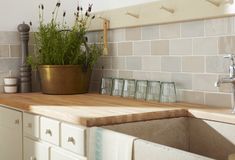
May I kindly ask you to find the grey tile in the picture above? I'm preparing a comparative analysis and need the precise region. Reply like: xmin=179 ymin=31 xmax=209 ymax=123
xmin=142 ymin=57 xmax=161 ymax=71
xmin=112 ymin=57 xmax=125 ymax=70
xmin=141 ymin=25 xmax=159 ymax=40
xmin=161 ymin=56 xmax=181 ymax=72
xmin=192 ymin=74 xmax=218 ymax=92
xmin=134 ymin=41 xmax=151 ymax=56
xmin=172 ymin=73 xmax=192 ymax=89
xmin=126 ymin=57 xmax=142 ymax=70
xmin=181 ymin=20 xmax=204 ymax=37
xmin=205 ymin=92 xmax=232 ymax=108
xmin=160 ymin=23 xmax=180 ymax=39
xmin=206 ymin=56 xmax=230 ymax=73
xmin=193 ymin=37 xmax=218 ymax=55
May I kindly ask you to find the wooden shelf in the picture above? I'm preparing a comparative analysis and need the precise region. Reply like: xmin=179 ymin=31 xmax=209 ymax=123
xmin=89 ymin=0 xmax=235 ymax=31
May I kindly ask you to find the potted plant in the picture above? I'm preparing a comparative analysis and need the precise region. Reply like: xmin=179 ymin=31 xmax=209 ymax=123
xmin=28 ymin=2 xmax=102 ymax=95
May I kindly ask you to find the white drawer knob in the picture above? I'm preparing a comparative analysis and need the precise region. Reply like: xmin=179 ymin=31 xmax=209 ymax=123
xmin=27 ymin=123 xmax=32 ymax=128
xmin=15 ymin=119 xmax=20 ymax=124
xmin=67 ymin=137 xmax=76 ymax=145
xmin=45 ymin=129 xmax=52 ymax=136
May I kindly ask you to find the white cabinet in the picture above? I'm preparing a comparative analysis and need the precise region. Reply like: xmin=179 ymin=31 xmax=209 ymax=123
xmin=23 ymin=113 xmax=40 ymax=138
xmin=24 ymin=138 xmax=49 ymax=160
xmin=0 ymin=106 xmax=22 ymax=160
xmin=50 ymin=147 xmax=87 ymax=160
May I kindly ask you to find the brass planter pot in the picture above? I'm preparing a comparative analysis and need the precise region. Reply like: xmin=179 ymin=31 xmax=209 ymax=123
xmin=38 ymin=65 xmax=91 ymax=95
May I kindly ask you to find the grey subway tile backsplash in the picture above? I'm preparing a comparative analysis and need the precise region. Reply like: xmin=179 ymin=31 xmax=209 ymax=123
xmin=181 ymin=20 xmax=204 ymax=38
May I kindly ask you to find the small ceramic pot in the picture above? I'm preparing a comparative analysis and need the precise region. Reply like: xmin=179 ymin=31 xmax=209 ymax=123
xmin=4 ymin=77 xmax=18 ymax=86
xmin=4 ymin=85 xmax=17 ymax=93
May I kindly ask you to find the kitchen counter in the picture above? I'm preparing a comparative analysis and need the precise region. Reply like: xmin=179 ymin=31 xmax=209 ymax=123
xmin=0 ymin=93 xmax=233 ymax=126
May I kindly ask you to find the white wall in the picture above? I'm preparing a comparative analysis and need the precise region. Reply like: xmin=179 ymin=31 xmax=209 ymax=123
xmin=0 ymin=0 xmax=159 ymax=31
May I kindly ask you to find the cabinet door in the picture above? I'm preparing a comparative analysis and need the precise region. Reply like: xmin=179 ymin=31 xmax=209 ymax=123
xmin=0 ymin=106 xmax=22 ymax=160
xmin=24 ymin=138 xmax=49 ymax=160
xmin=50 ymin=148 xmax=87 ymax=160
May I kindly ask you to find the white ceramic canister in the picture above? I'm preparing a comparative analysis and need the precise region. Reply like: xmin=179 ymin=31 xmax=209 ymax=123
xmin=3 ymin=77 xmax=18 ymax=86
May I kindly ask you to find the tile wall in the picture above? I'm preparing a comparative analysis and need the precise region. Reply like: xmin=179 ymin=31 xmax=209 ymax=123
xmin=0 ymin=32 xmax=38 ymax=92
xmin=89 ymin=16 xmax=235 ymax=108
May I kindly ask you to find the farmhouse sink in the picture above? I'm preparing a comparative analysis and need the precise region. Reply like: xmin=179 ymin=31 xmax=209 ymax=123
xmin=103 ymin=117 xmax=235 ymax=160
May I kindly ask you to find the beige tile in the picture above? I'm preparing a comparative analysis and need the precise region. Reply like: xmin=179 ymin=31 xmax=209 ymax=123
xmin=126 ymin=57 xmax=142 ymax=70
xmin=112 ymin=57 xmax=125 ymax=70
xmin=205 ymin=92 xmax=232 ymax=108
xmin=171 ymin=73 xmax=192 ymax=89
xmin=119 ymin=71 xmax=133 ymax=79
xmin=142 ymin=57 xmax=161 ymax=71
xmin=181 ymin=20 xmax=204 ymax=37
xmin=0 ymin=31 xmax=20 ymax=44
xmin=108 ymin=29 xmax=125 ymax=42
xmin=133 ymin=41 xmax=151 ymax=56
xmin=125 ymin=27 xmax=141 ymax=41
xmin=180 ymin=90 xmax=204 ymax=104
xmin=192 ymin=74 xmax=218 ymax=92
xmin=206 ymin=56 xmax=230 ymax=73
xmin=193 ymin=37 xmax=218 ymax=55
xmin=118 ymin=42 xmax=133 ymax=56
xmin=218 ymin=36 xmax=235 ymax=54
xmin=160 ymin=23 xmax=180 ymax=39
xmin=141 ymin=25 xmax=159 ymax=40
xmin=182 ymin=56 xmax=205 ymax=73
xmin=0 ymin=45 xmax=9 ymax=57
xmin=205 ymin=17 xmax=232 ymax=36
xmin=151 ymin=40 xmax=169 ymax=55
xmin=10 ymin=45 xmax=20 ymax=57
xmin=108 ymin=43 xmax=118 ymax=56
xmin=0 ymin=58 xmax=20 ymax=72
xmin=151 ymin=72 xmax=172 ymax=82
xmin=218 ymin=74 xmax=233 ymax=93
xmin=161 ymin=56 xmax=181 ymax=72
xmin=170 ymin=39 xmax=192 ymax=55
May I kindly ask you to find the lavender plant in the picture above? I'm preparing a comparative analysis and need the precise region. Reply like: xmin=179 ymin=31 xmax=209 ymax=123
xmin=28 ymin=1 xmax=102 ymax=69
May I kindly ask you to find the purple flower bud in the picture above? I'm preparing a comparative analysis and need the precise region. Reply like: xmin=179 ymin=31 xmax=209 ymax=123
xmin=80 ymin=7 xmax=83 ymax=11
xmin=85 ymin=11 xmax=89 ymax=17
xmin=63 ymin=11 xmax=66 ymax=17
xmin=91 ymin=15 xmax=95 ymax=19
xmin=56 ymin=1 xmax=61 ymax=7
xmin=88 ymin=4 xmax=93 ymax=12
xmin=41 ymin=4 xmax=44 ymax=10
xmin=38 ymin=5 xmax=41 ymax=9
xmin=29 ymin=21 xmax=32 ymax=26
xmin=77 ymin=6 xmax=80 ymax=11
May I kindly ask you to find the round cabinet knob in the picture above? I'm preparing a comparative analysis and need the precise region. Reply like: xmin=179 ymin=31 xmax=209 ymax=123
xmin=45 ymin=129 xmax=52 ymax=136
xmin=15 ymin=119 xmax=20 ymax=124
xmin=67 ymin=137 xmax=76 ymax=145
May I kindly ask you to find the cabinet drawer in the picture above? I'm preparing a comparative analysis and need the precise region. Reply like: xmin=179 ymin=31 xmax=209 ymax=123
xmin=23 ymin=113 xmax=40 ymax=138
xmin=50 ymin=147 xmax=87 ymax=160
xmin=0 ymin=106 xmax=22 ymax=130
xmin=61 ymin=123 xmax=86 ymax=156
xmin=40 ymin=117 xmax=60 ymax=146
xmin=24 ymin=138 xmax=49 ymax=160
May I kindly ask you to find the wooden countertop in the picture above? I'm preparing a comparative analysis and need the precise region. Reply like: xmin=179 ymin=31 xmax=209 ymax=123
xmin=0 ymin=93 xmax=234 ymax=126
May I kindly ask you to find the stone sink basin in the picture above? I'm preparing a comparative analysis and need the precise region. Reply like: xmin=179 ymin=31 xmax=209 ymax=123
xmin=103 ymin=117 xmax=235 ymax=160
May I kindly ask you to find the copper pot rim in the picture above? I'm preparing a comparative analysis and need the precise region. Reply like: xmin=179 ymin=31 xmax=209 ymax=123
xmin=38 ymin=65 xmax=84 ymax=68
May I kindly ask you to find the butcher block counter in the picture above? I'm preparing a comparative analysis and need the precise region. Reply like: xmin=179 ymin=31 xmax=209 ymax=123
xmin=0 ymin=93 xmax=233 ymax=126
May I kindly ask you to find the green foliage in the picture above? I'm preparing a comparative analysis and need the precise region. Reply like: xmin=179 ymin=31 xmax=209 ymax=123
xmin=28 ymin=2 xmax=102 ymax=69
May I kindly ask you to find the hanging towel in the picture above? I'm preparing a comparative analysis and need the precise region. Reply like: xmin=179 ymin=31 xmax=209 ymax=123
xmin=88 ymin=127 xmax=137 ymax=160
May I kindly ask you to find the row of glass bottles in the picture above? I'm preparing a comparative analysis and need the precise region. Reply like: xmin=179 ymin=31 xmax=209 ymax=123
xmin=100 ymin=77 xmax=177 ymax=103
